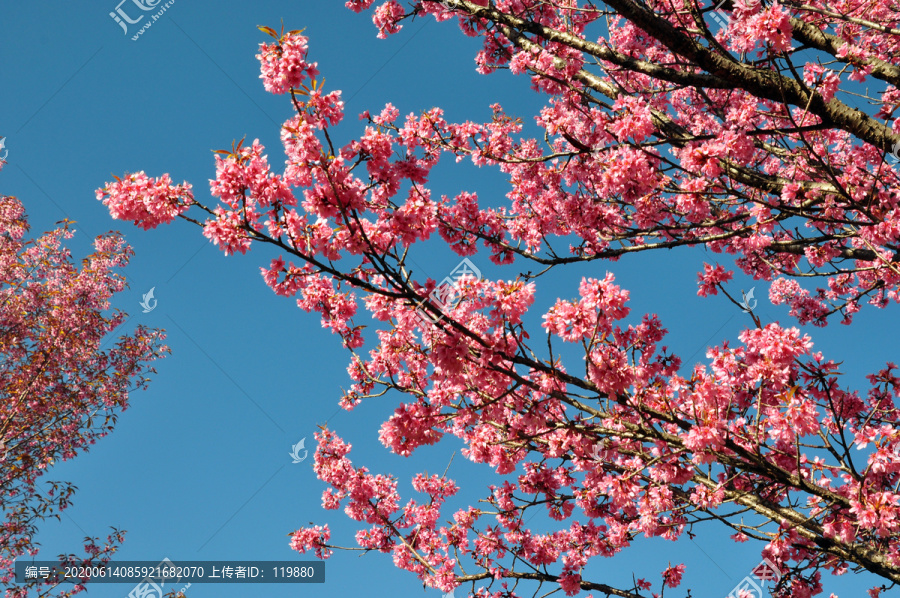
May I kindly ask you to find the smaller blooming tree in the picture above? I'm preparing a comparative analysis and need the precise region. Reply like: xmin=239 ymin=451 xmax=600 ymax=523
xmin=0 ymin=192 xmax=168 ymax=598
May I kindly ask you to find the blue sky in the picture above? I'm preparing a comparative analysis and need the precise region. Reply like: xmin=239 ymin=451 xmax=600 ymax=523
xmin=0 ymin=2 xmax=894 ymax=597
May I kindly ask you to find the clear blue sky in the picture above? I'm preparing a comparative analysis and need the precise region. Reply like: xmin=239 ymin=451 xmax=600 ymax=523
xmin=0 ymin=2 xmax=893 ymax=597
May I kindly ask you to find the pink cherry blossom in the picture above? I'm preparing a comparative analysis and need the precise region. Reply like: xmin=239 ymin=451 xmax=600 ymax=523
xmin=96 ymin=171 xmax=193 ymax=230
xmin=256 ymin=30 xmax=319 ymax=94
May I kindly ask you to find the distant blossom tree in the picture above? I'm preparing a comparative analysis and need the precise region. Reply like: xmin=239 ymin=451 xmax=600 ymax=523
xmin=0 ymin=188 xmax=168 ymax=598
xmin=98 ymin=1 xmax=900 ymax=596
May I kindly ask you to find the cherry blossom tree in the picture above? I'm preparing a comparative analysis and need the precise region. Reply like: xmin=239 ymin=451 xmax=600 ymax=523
xmin=0 ymin=192 xmax=168 ymax=598
xmin=98 ymin=2 xmax=900 ymax=596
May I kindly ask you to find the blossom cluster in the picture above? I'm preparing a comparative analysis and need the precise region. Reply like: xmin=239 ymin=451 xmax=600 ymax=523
xmin=95 ymin=8 xmax=900 ymax=597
